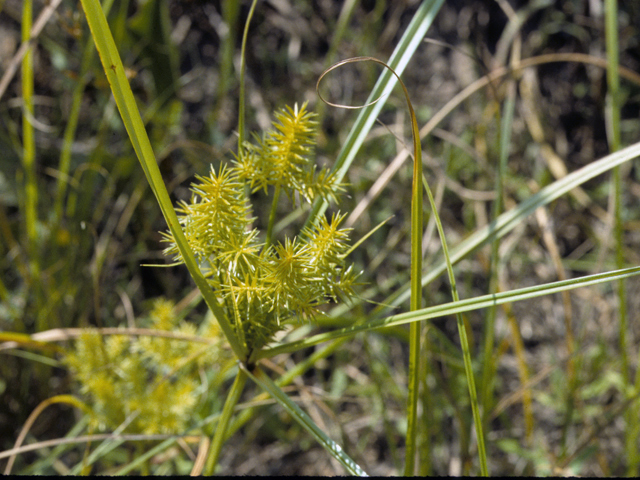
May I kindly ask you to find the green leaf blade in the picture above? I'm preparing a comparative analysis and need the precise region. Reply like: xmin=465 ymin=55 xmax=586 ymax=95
xmin=247 ymin=366 xmax=368 ymax=477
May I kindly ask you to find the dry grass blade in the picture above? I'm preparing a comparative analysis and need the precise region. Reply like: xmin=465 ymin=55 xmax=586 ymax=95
xmin=0 ymin=328 xmax=216 ymax=352
xmin=3 ymin=395 xmax=89 ymax=474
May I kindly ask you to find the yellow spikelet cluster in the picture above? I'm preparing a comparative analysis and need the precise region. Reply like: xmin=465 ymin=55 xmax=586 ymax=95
xmin=64 ymin=299 xmax=228 ymax=434
xmin=162 ymin=103 xmax=358 ymax=352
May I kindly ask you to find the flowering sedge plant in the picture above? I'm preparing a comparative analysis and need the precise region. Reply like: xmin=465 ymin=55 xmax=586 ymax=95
xmin=64 ymin=299 xmax=228 ymax=435
xmin=162 ymin=103 xmax=359 ymax=355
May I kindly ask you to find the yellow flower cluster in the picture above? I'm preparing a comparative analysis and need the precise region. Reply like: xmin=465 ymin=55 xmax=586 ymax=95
xmin=64 ymin=299 xmax=227 ymax=434
xmin=163 ymin=103 xmax=358 ymax=352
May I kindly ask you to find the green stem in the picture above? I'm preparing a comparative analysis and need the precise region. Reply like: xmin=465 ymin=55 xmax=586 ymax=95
xmin=404 ymin=322 xmax=421 ymax=475
xmin=21 ymin=0 xmax=39 ymax=291
xmin=211 ymin=0 xmax=240 ymax=123
xmin=422 ymin=175 xmax=488 ymax=476
xmin=265 ymin=185 xmax=281 ymax=249
xmin=247 ymin=365 xmax=367 ymax=476
xmin=203 ymin=368 xmax=247 ymax=475
xmin=604 ymin=0 xmax=633 ymax=474
xmin=404 ymin=81 xmax=423 ymax=478
xmin=237 ymin=0 xmax=258 ymax=151
xmin=239 ymin=337 xmax=349 ymax=438
xmin=481 ymin=81 xmax=515 ymax=429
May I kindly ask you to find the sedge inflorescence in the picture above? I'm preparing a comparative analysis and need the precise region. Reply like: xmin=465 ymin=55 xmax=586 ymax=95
xmin=64 ymin=299 xmax=228 ymax=434
xmin=163 ymin=103 xmax=359 ymax=352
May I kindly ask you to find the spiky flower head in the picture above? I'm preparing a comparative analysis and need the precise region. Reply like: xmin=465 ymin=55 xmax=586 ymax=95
xmin=64 ymin=299 xmax=228 ymax=434
xmin=163 ymin=103 xmax=359 ymax=352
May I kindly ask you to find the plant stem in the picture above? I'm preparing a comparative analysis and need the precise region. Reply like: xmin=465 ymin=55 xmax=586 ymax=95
xmin=78 ymin=0 xmax=247 ymax=360
xmin=265 ymin=185 xmax=281 ymax=249
xmin=237 ymin=0 xmax=258 ymax=151
xmin=203 ymin=368 xmax=247 ymax=475
xmin=21 ymin=0 xmax=40 ymax=318
xmin=604 ymin=0 xmax=633 ymax=474
xmin=404 ymin=81 xmax=423 ymax=478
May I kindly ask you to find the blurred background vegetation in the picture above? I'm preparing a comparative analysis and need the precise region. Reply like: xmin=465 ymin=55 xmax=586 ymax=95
xmin=1 ymin=0 xmax=640 ymax=475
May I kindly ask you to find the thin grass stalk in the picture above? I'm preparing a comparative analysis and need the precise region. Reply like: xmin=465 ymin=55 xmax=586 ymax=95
xmin=481 ymin=81 xmax=515 ymax=430
xmin=232 ymin=336 xmax=349 ymax=441
xmin=604 ymin=0 xmax=633 ymax=474
xmin=21 ymin=0 xmax=39 ymax=296
xmin=314 ymin=53 xmax=426 ymax=473
xmin=211 ymin=0 xmax=240 ymax=121
xmin=203 ymin=369 xmax=247 ymax=475
xmin=419 ymin=328 xmax=433 ymax=476
xmin=237 ymin=0 xmax=258 ymax=151
xmin=420 ymin=172 xmax=488 ymax=475
xmin=405 ymin=82 xmax=423 ymax=478
xmin=77 ymin=0 xmax=245 ymax=360
xmin=315 ymin=55 xmax=427 ymax=475
xmin=305 ymin=0 xmax=445 ymax=230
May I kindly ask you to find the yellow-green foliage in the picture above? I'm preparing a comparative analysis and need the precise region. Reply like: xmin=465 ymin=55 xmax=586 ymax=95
xmin=64 ymin=299 xmax=227 ymax=434
xmin=163 ymin=103 xmax=358 ymax=353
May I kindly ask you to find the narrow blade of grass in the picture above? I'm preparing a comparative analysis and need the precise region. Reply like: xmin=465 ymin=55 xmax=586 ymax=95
xmin=385 ymin=140 xmax=640 ymax=311
xmin=245 ymin=365 xmax=368 ymax=476
xmin=257 ymin=265 xmax=640 ymax=359
xmin=305 ymin=0 xmax=445 ymax=229
xmin=21 ymin=0 xmax=39 ymax=302
xmin=604 ymin=0 xmax=634 ymax=474
xmin=77 ymin=0 xmax=245 ymax=360
xmin=203 ymin=369 xmax=247 ymax=475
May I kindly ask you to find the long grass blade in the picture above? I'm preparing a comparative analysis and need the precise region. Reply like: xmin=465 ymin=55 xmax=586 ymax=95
xmin=257 ymin=265 xmax=640 ymax=359
xmin=237 ymin=0 xmax=258 ymax=150
xmin=604 ymin=0 xmax=634 ymax=474
xmin=245 ymin=365 xmax=368 ymax=476
xmin=317 ymin=54 xmax=427 ymax=474
xmin=21 ymin=0 xmax=39 ymax=296
xmin=203 ymin=369 xmax=247 ymax=475
xmin=386 ymin=140 xmax=640 ymax=311
xmin=77 ymin=0 xmax=245 ymax=360
xmin=304 ymin=0 xmax=444 ymax=229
